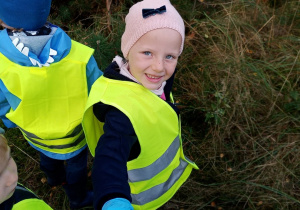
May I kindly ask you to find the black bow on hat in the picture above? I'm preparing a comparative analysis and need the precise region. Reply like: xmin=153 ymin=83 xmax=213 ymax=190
xmin=142 ymin=5 xmax=166 ymax=18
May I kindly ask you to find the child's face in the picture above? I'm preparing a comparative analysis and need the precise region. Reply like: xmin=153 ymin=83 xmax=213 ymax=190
xmin=0 ymin=140 xmax=18 ymax=204
xmin=127 ymin=28 xmax=182 ymax=90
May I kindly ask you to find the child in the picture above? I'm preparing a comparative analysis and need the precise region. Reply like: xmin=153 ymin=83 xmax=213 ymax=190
xmin=82 ymin=0 xmax=199 ymax=209
xmin=0 ymin=134 xmax=53 ymax=209
xmin=0 ymin=0 xmax=102 ymax=208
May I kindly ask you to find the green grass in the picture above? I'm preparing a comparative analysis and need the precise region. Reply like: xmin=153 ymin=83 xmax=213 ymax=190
xmin=1 ymin=0 xmax=300 ymax=209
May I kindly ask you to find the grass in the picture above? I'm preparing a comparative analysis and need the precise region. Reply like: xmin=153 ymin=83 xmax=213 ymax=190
xmin=1 ymin=0 xmax=300 ymax=209
xmin=172 ymin=0 xmax=300 ymax=209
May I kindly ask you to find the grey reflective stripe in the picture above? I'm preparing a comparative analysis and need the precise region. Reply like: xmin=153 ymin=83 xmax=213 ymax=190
xmin=131 ymin=159 xmax=188 ymax=205
xmin=64 ymin=124 xmax=83 ymax=138
xmin=25 ymin=132 xmax=85 ymax=149
xmin=128 ymin=136 xmax=180 ymax=183
xmin=19 ymin=127 xmax=41 ymax=139
xmin=19 ymin=124 xmax=82 ymax=140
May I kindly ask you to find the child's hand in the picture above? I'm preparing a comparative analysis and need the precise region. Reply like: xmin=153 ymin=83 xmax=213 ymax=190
xmin=102 ymin=198 xmax=133 ymax=210
xmin=12 ymin=38 xmax=57 ymax=68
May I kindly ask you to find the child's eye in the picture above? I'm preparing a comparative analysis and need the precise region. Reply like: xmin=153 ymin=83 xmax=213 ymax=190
xmin=166 ymin=55 xmax=175 ymax=60
xmin=143 ymin=51 xmax=152 ymax=56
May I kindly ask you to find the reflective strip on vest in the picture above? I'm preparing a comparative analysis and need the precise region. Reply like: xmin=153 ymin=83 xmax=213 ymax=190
xmin=19 ymin=124 xmax=85 ymax=149
xmin=128 ymin=136 xmax=180 ymax=183
xmin=131 ymin=158 xmax=188 ymax=205
xmin=21 ymin=130 xmax=85 ymax=149
xmin=19 ymin=124 xmax=82 ymax=140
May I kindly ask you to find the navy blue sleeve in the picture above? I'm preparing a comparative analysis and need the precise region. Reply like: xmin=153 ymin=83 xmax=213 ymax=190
xmin=92 ymin=107 xmax=136 ymax=209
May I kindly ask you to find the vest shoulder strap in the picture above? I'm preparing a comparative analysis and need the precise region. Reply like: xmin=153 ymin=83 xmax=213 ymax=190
xmin=66 ymin=40 xmax=94 ymax=64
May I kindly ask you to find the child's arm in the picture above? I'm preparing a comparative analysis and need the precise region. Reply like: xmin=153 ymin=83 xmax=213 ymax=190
xmin=92 ymin=105 xmax=136 ymax=209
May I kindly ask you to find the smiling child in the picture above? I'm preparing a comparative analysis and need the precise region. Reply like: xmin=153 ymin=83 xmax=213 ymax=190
xmin=82 ymin=0 xmax=199 ymax=209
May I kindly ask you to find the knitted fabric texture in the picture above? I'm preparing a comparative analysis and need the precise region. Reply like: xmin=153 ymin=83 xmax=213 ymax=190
xmin=0 ymin=0 xmax=52 ymax=31
xmin=121 ymin=0 xmax=185 ymax=58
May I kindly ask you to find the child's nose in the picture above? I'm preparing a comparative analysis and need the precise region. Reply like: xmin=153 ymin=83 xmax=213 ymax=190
xmin=152 ymin=58 xmax=164 ymax=72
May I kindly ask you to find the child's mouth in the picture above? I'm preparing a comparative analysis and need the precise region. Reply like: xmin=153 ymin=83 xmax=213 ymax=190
xmin=146 ymin=73 xmax=163 ymax=82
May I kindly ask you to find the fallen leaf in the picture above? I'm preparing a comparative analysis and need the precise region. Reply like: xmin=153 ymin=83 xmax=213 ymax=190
xmin=41 ymin=177 xmax=47 ymax=184
xmin=186 ymin=31 xmax=195 ymax=40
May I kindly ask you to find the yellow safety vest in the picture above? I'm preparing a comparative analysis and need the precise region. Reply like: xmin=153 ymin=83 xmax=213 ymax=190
xmin=13 ymin=200 xmax=52 ymax=210
xmin=83 ymin=76 xmax=198 ymax=210
xmin=0 ymin=41 xmax=94 ymax=154
xmin=11 ymin=184 xmax=53 ymax=210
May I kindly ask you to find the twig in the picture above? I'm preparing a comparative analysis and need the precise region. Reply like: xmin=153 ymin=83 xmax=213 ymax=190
xmin=106 ymin=0 xmax=113 ymax=33
xmin=244 ymin=15 xmax=275 ymax=47
xmin=9 ymin=142 xmax=39 ymax=164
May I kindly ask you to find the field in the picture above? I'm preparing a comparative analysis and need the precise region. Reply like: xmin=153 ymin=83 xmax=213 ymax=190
xmin=1 ymin=0 xmax=299 ymax=209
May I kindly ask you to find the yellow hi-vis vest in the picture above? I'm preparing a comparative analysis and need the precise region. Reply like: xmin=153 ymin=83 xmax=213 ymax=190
xmin=11 ymin=184 xmax=53 ymax=210
xmin=82 ymin=76 xmax=199 ymax=210
xmin=0 ymin=40 xmax=94 ymax=154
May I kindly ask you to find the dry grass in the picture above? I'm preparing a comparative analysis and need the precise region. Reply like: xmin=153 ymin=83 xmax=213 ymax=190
xmin=172 ymin=0 xmax=300 ymax=209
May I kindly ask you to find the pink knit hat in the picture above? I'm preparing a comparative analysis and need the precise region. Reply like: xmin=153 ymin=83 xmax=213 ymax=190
xmin=121 ymin=0 xmax=185 ymax=58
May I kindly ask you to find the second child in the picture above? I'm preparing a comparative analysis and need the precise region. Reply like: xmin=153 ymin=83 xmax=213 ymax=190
xmin=0 ymin=0 xmax=102 ymax=208
xmin=83 ymin=0 xmax=199 ymax=209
